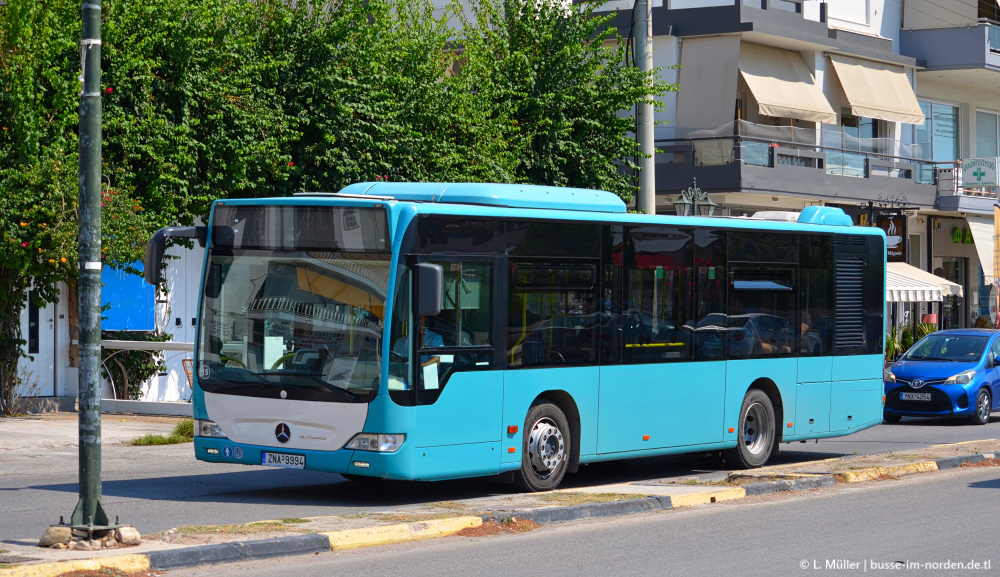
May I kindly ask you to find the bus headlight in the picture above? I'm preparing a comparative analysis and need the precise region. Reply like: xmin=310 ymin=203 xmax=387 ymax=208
xmin=346 ymin=433 xmax=405 ymax=453
xmin=195 ymin=419 xmax=228 ymax=439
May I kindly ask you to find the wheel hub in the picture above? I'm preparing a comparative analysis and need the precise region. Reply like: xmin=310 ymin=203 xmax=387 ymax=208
xmin=527 ymin=418 xmax=565 ymax=475
xmin=742 ymin=402 xmax=769 ymax=455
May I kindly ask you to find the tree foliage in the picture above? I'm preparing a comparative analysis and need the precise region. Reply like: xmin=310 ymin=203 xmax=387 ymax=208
xmin=0 ymin=0 xmax=672 ymax=410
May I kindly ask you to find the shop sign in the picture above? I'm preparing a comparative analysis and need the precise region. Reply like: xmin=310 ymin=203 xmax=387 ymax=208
xmin=962 ymin=157 xmax=1000 ymax=187
xmin=951 ymin=227 xmax=974 ymax=244
xmin=876 ymin=214 xmax=906 ymax=262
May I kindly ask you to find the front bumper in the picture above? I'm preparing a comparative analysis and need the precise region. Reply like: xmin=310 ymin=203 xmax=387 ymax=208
xmin=883 ymin=383 xmax=973 ymax=417
xmin=193 ymin=437 xmax=412 ymax=480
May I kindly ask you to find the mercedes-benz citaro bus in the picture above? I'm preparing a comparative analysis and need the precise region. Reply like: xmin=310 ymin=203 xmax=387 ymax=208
xmin=144 ymin=182 xmax=886 ymax=491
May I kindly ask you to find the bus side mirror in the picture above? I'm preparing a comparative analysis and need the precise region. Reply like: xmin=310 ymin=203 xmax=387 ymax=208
xmin=144 ymin=226 xmax=205 ymax=285
xmin=415 ymin=263 xmax=444 ymax=317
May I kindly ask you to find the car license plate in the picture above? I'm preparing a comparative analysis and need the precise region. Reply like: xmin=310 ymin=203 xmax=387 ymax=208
xmin=901 ymin=392 xmax=931 ymax=401
xmin=261 ymin=451 xmax=305 ymax=469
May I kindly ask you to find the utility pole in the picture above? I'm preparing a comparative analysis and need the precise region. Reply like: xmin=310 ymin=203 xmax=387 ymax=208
xmin=72 ymin=0 xmax=109 ymax=531
xmin=635 ymin=0 xmax=656 ymax=215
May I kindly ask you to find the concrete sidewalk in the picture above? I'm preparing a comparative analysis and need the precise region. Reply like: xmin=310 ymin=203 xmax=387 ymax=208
xmin=1 ymin=414 xmax=997 ymax=577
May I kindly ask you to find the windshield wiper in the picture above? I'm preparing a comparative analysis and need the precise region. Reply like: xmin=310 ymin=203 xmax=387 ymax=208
xmin=265 ymin=371 xmax=360 ymax=401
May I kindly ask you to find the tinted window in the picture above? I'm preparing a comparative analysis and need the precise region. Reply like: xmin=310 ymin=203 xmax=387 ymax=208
xmin=727 ymin=268 xmax=797 ymax=358
xmin=507 ymin=221 xmax=601 ymax=258
xmin=729 ymin=231 xmax=797 ymax=264
xmin=693 ymin=229 xmax=727 ymax=360
xmin=213 ymin=204 xmax=389 ymax=252
xmin=618 ymin=226 xmax=694 ymax=364
xmin=800 ymin=234 xmax=833 ymax=356
xmin=507 ymin=261 xmax=602 ymax=367
xmin=417 ymin=217 xmax=503 ymax=253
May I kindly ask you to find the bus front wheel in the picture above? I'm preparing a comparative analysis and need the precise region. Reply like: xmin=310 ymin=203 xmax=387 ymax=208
xmin=513 ymin=402 xmax=570 ymax=492
xmin=723 ymin=389 xmax=775 ymax=469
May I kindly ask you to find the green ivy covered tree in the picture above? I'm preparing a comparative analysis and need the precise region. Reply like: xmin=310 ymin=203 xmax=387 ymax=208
xmin=0 ymin=0 xmax=671 ymax=410
xmin=454 ymin=0 xmax=672 ymax=202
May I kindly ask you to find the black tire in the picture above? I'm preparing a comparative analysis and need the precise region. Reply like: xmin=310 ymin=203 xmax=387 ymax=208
xmin=513 ymin=402 xmax=571 ymax=492
xmin=723 ymin=388 xmax=776 ymax=469
xmin=883 ymin=414 xmax=902 ymax=424
xmin=969 ymin=389 xmax=991 ymax=425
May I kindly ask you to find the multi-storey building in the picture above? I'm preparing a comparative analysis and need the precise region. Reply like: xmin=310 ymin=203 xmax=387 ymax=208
xmin=602 ymin=0 xmax=998 ymax=333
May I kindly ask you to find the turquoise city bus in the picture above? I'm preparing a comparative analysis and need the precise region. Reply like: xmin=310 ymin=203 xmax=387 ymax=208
xmin=144 ymin=182 xmax=886 ymax=491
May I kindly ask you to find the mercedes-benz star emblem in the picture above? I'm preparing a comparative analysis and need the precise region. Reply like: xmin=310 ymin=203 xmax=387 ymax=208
xmin=275 ymin=423 xmax=291 ymax=444
xmin=910 ymin=379 xmax=925 ymax=389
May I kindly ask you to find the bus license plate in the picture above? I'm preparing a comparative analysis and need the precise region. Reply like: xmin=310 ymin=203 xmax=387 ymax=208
xmin=901 ymin=392 xmax=931 ymax=401
xmin=261 ymin=451 xmax=305 ymax=469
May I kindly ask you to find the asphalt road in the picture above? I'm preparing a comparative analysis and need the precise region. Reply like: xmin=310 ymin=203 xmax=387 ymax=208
xmin=164 ymin=466 xmax=1000 ymax=577
xmin=1 ymin=414 xmax=998 ymax=544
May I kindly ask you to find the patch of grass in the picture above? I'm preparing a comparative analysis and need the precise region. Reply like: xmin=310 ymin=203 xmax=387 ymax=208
xmin=0 ymin=564 xmax=12 ymax=570
xmin=173 ymin=520 xmax=301 ymax=536
xmin=274 ymin=518 xmax=310 ymax=524
xmin=341 ymin=512 xmax=458 ymax=523
xmin=537 ymin=492 xmax=639 ymax=506
xmin=712 ymin=475 xmax=799 ymax=486
xmin=425 ymin=501 xmax=469 ymax=512
xmin=131 ymin=418 xmax=194 ymax=446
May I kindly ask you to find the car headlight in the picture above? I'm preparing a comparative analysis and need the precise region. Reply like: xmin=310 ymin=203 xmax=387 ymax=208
xmin=944 ymin=369 xmax=977 ymax=385
xmin=883 ymin=368 xmax=896 ymax=383
xmin=345 ymin=433 xmax=405 ymax=453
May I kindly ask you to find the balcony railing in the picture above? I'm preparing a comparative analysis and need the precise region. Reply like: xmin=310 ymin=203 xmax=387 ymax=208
xmin=982 ymin=18 xmax=1000 ymax=52
xmin=658 ymin=120 xmax=954 ymax=186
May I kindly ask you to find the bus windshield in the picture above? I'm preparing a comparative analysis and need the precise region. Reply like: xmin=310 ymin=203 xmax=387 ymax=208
xmin=197 ymin=204 xmax=390 ymax=403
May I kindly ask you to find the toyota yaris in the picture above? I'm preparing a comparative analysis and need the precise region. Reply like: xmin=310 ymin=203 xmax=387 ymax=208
xmin=883 ymin=329 xmax=1000 ymax=425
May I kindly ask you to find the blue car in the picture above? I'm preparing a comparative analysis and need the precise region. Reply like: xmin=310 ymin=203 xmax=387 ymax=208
xmin=883 ymin=329 xmax=1000 ymax=425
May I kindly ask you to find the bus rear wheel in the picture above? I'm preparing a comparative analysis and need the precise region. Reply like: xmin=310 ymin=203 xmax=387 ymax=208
xmin=513 ymin=402 xmax=570 ymax=492
xmin=723 ymin=389 xmax=775 ymax=469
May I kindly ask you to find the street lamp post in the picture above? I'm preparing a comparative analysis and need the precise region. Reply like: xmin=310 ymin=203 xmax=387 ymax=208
xmin=672 ymin=178 xmax=716 ymax=217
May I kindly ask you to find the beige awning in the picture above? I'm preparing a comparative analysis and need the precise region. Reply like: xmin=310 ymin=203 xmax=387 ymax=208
xmin=966 ymin=215 xmax=995 ymax=285
xmin=827 ymin=54 xmax=925 ymax=124
xmin=886 ymin=262 xmax=963 ymax=302
xmin=738 ymin=43 xmax=837 ymax=124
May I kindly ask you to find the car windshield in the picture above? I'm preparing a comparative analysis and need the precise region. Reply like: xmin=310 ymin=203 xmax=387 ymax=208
xmin=904 ymin=334 xmax=988 ymax=362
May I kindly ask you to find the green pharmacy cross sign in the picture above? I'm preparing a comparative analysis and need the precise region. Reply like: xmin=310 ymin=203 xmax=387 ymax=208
xmin=962 ymin=158 xmax=1000 ymax=187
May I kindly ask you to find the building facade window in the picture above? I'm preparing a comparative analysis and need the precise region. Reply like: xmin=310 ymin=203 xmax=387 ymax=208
xmin=913 ymin=100 xmax=960 ymax=183
xmin=976 ymin=110 xmax=998 ymax=157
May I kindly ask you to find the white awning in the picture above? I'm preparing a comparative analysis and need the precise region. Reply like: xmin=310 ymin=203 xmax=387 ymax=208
xmin=739 ymin=43 xmax=837 ymax=124
xmin=886 ymin=262 xmax=963 ymax=302
xmin=827 ymin=54 xmax=925 ymax=124
xmin=965 ymin=215 xmax=995 ymax=285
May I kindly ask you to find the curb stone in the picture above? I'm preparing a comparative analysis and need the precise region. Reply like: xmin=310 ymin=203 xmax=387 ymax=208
xmin=484 ymin=496 xmax=671 ymax=525
xmin=147 ymin=534 xmax=331 ymax=570
xmin=832 ymin=452 xmax=996 ymax=483
xmin=935 ymin=452 xmax=994 ymax=470
xmin=741 ymin=475 xmax=838 ymax=495
xmin=2 ymin=452 xmax=996 ymax=576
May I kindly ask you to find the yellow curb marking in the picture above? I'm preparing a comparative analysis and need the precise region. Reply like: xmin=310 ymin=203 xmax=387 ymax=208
xmin=927 ymin=439 xmax=1000 ymax=448
xmin=0 ymin=554 xmax=149 ymax=577
xmin=668 ymin=487 xmax=745 ymax=508
xmin=320 ymin=515 xmax=482 ymax=550
xmin=837 ymin=461 xmax=939 ymax=483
